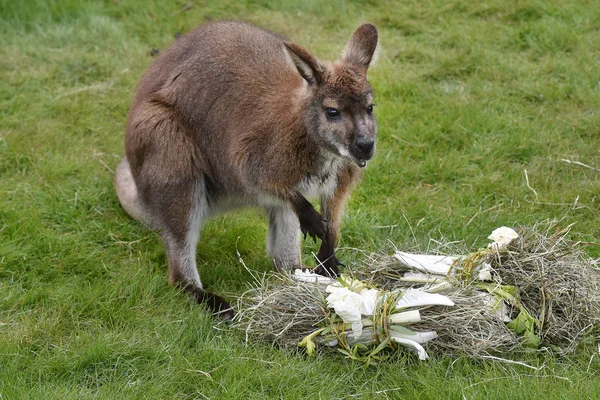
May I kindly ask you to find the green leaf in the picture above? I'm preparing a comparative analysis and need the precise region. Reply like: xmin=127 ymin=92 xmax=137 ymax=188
xmin=298 ymin=328 xmax=325 ymax=356
xmin=506 ymin=310 xmax=533 ymax=334
xmin=389 ymin=325 xmax=416 ymax=336
xmin=500 ymin=285 xmax=518 ymax=297
xmin=354 ymin=343 xmax=369 ymax=352
xmin=366 ymin=358 xmax=379 ymax=367
xmin=506 ymin=312 xmax=528 ymax=334
xmin=506 ymin=309 xmax=541 ymax=349
xmin=320 ymin=326 xmax=333 ymax=335
xmin=337 ymin=348 xmax=352 ymax=357
xmin=522 ymin=330 xmax=542 ymax=348
xmin=337 ymin=276 xmax=351 ymax=288
xmin=477 ymin=283 xmax=519 ymax=306
xmin=369 ymin=337 xmax=391 ymax=357
xmin=298 ymin=335 xmax=316 ymax=356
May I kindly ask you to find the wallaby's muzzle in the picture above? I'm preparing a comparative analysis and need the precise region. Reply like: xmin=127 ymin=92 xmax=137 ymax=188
xmin=351 ymin=136 xmax=376 ymax=167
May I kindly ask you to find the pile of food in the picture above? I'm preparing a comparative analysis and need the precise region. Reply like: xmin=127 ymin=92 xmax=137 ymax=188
xmin=234 ymin=223 xmax=600 ymax=362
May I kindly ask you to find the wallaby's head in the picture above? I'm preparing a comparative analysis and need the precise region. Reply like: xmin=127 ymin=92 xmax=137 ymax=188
xmin=285 ymin=24 xmax=379 ymax=168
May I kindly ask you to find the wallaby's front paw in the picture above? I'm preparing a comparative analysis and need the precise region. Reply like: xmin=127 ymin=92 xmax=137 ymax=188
xmin=298 ymin=209 xmax=327 ymax=243
xmin=291 ymin=193 xmax=327 ymax=243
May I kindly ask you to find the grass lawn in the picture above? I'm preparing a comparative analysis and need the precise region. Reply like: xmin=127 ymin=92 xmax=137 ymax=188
xmin=1 ymin=0 xmax=600 ymax=398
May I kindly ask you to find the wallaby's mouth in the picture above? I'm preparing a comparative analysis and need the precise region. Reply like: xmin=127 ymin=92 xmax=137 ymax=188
xmin=335 ymin=142 xmax=374 ymax=168
xmin=350 ymin=147 xmax=374 ymax=168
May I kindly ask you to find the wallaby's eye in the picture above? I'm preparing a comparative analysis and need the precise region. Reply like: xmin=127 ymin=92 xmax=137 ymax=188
xmin=367 ymin=104 xmax=375 ymax=114
xmin=325 ymin=108 xmax=340 ymax=119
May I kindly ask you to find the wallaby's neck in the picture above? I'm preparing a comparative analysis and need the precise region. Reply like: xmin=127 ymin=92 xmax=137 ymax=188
xmin=281 ymin=81 xmax=329 ymax=172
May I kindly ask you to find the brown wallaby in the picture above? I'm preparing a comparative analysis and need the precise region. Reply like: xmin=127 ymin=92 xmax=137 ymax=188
xmin=114 ymin=21 xmax=378 ymax=319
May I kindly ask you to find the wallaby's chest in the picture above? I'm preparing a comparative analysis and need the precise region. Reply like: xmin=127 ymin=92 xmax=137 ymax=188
xmin=297 ymin=155 xmax=344 ymax=199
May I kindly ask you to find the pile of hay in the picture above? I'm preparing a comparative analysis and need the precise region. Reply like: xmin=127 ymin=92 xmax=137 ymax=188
xmin=235 ymin=273 xmax=330 ymax=348
xmin=234 ymin=222 xmax=600 ymax=360
xmin=362 ymin=223 xmax=600 ymax=354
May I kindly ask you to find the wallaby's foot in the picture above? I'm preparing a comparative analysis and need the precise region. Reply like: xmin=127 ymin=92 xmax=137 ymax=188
xmin=313 ymin=255 xmax=343 ymax=277
xmin=183 ymin=285 xmax=234 ymax=320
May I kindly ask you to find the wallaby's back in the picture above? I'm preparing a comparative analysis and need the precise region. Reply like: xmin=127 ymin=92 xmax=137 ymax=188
xmin=126 ymin=22 xmax=307 ymax=197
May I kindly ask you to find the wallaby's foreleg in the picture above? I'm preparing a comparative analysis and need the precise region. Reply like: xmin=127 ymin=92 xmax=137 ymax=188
xmin=267 ymin=205 xmax=302 ymax=270
xmin=314 ymin=167 xmax=359 ymax=276
xmin=268 ymin=191 xmax=328 ymax=272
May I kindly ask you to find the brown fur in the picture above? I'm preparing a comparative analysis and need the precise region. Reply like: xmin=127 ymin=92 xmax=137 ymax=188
xmin=115 ymin=21 xmax=379 ymax=318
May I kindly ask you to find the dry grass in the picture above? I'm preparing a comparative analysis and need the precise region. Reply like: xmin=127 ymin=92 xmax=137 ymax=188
xmin=236 ymin=222 xmax=600 ymax=361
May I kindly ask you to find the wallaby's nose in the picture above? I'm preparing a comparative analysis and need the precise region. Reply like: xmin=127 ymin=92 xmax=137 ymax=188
xmin=355 ymin=137 xmax=375 ymax=157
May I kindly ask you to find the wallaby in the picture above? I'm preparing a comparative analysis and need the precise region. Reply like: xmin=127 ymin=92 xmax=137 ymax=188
xmin=114 ymin=21 xmax=379 ymax=319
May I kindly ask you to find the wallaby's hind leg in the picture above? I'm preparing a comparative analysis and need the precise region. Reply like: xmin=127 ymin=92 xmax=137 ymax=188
xmin=121 ymin=97 xmax=232 ymax=319
xmin=148 ymin=182 xmax=233 ymax=319
xmin=267 ymin=205 xmax=302 ymax=271
xmin=145 ymin=181 xmax=233 ymax=319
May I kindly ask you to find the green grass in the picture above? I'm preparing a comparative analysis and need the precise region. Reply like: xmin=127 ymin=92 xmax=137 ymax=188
xmin=1 ymin=0 xmax=600 ymax=398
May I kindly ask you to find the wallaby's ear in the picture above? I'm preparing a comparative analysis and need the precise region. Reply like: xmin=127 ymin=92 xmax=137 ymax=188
xmin=342 ymin=23 xmax=378 ymax=70
xmin=284 ymin=42 xmax=324 ymax=86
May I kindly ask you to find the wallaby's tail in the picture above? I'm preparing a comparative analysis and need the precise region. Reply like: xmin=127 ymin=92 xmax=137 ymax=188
xmin=114 ymin=157 xmax=144 ymax=222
